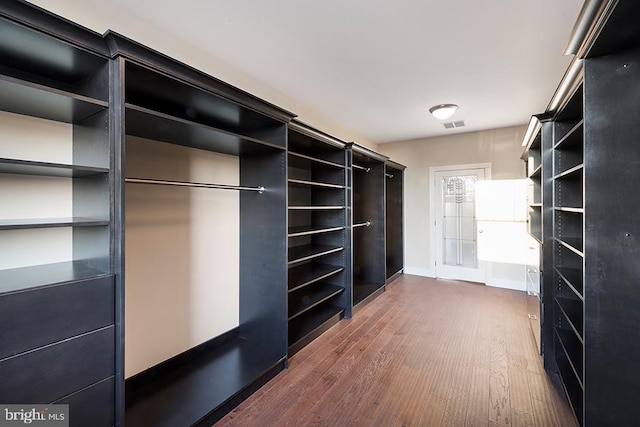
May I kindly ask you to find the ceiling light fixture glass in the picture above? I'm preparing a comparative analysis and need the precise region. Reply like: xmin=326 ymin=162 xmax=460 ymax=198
xmin=429 ymin=104 xmax=458 ymax=120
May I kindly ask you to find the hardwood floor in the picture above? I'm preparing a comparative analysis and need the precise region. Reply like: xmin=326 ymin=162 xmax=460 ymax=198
xmin=214 ymin=275 xmax=578 ymax=427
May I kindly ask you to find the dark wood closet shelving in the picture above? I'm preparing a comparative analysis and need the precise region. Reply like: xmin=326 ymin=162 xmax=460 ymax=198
xmin=385 ymin=160 xmax=405 ymax=283
xmin=351 ymin=145 xmax=387 ymax=309
xmin=0 ymin=3 xmax=406 ymax=425
xmin=114 ymin=34 xmax=293 ymax=424
xmin=0 ymin=158 xmax=108 ymax=177
xmin=286 ymin=121 xmax=350 ymax=355
xmin=0 ymin=4 xmax=114 ymax=425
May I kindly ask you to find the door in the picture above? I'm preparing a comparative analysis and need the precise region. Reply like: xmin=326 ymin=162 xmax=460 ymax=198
xmin=434 ymin=167 xmax=487 ymax=282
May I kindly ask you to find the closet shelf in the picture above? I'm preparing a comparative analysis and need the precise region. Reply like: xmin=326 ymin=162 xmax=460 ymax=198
xmin=554 ymin=237 xmax=584 ymax=257
xmin=554 ymin=164 xmax=584 ymax=180
xmin=556 ymin=267 xmax=584 ymax=300
xmin=288 ymin=304 xmax=344 ymax=351
xmin=0 ymin=261 xmax=111 ymax=295
xmin=554 ymin=328 xmax=584 ymax=388
xmin=288 ymin=245 xmax=343 ymax=265
xmin=554 ymin=120 xmax=584 ymax=149
xmin=288 ymin=284 xmax=343 ymax=321
xmin=0 ymin=158 xmax=108 ymax=177
xmin=287 ymin=179 xmax=345 ymax=189
xmin=0 ymin=217 xmax=109 ymax=231
xmin=555 ymin=296 xmax=584 ymax=343
xmin=529 ymin=203 xmax=543 ymax=208
xmin=288 ymin=264 xmax=344 ymax=292
xmin=0 ymin=74 xmax=108 ymax=123
xmin=288 ymin=151 xmax=345 ymax=169
xmin=288 ymin=206 xmax=345 ymax=211
xmin=529 ymin=164 xmax=542 ymax=178
xmin=125 ymin=337 xmax=282 ymax=427
xmin=554 ymin=207 xmax=584 ymax=213
xmin=555 ymin=355 xmax=584 ymax=424
xmin=287 ymin=225 xmax=344 ymax=238
xmin=125 ymin=104 xmax=285 ymax=156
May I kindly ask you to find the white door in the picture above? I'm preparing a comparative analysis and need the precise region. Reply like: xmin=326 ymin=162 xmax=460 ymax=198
xmin=434 ymin=167 xmax=488 ymax=282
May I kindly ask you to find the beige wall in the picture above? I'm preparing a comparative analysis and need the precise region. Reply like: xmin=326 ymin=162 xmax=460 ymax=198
xmin=379 ymin=126 xmax=528 ymax=289
xmin=28 ymin=0 xmax=377 ymax=150
xmin=124 ymin=138 xmax=240 ymax=377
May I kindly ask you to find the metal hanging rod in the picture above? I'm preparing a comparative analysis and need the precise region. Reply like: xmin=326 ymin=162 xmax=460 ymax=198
xmin=125 ymin=177 xmax=265 ymax=194
xmin=352 ymin=164 xmax=370 ymax=172
xmin=353 ymin=221 xmax=371 ymax=228
xmin=385 ymin=173 xmax=394 ymax=178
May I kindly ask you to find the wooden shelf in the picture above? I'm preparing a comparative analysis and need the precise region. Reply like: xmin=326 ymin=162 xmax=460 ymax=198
xmin=288 ymin=151 xmax=345 ymax=169
xmin=125 ymin=337 xmax=282 ymax=427
xmin=288 ymin=244 xmax=343 ymax=265
xmin=288 ymin=284 xmax=343 ymax=320
xmin=554 ymin=164 xmax=584 ymax=180
xmin=554 ymin=120 xmax=584 ymax=150
xmin=555 ymin=207 xmax=584 ymax=213
xmin=0 ymin=158 xmax=108 ymax=177
xmin=288 ymin=304 xmax=343 ymax=351
xmin=555 ymin=327 xmax=584 ymax=386
xmin=287 ymin=178 xmax=345 ymax=189
xmin=125 ymin=104 xmax=284 ymax=156
xmin=556 ymin=267 xmax=584 ymax=299
xmin=555 ymin=237 xmax=584 ymax=257
xmin=0 ymin=261 xmax=110 ymax=294
xmin=529 ymin=164 xmax=542 ymax=178
xmin=555 ymin=296 xmax=584 ymax=343
xmin=288 ymin=206 xmax=344 ymax=210
xmin=0 ymin=74 xmax=107 ymax=123
xmin=555 ymin=348 xmax=584 ymax=426
xmin=287 ymin=225 xmax=344 ymax=238
xmin=0 ymin=217 xmax=109 ymax=231
xmin=288 ymin=263 xmax=343 ymax=292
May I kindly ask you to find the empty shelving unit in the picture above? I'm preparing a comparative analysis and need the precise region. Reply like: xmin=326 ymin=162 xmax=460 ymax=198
xmin=528 ymin=1 xmax=640 ymax=424
xmin=287 ymin=122 xmax=350 ymax=354
xmin=349 ymin=144 xmax=387 ymax=310
xmin=107 ymin=33 xmax=294 ymax=426
xmin=0 ymin=4 xmax=115 ymax=426
xmin=384 ymin=160 xmax=405 ymax=284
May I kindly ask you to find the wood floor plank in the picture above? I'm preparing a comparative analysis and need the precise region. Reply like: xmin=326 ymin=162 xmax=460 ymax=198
xmin=214 ymin=275 xmax=577 ymax=427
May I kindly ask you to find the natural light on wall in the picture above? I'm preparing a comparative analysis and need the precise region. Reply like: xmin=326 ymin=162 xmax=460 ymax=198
xmin=476 ymin=179 xmax=535 ymax=265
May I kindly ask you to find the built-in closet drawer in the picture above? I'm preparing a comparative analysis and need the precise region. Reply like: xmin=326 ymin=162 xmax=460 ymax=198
xmin=0 ymin=274 xmax=114 ymax=359
xmin=0 ymin=326 xmax=115 ymax=403
xmin=53 ymin=377 xmax=115 ymax=427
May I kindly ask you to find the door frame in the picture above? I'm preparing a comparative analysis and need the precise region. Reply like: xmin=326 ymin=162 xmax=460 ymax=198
xmin=429 ymin=163 xmax=492 ymax=282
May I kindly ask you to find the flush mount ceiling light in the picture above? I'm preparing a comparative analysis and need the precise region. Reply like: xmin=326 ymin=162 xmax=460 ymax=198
xmin=429 ymin=104 xmax=458 ymax=120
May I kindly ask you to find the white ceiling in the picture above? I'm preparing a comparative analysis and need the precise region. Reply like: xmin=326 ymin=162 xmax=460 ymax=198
xmin=69 ymin=1 xmax=584 ymax=143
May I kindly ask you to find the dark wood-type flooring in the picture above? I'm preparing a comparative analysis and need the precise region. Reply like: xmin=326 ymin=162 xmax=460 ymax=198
xmin=215 ymin=274 xmax=577 ymax=427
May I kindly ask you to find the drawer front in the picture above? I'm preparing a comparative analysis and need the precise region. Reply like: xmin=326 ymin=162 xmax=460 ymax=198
xmin=0 ymin=275 xmax=114 ymax=359
xmin=53 ymin=376 xmax=115 ymax=427
xmin=0 ymin=326 xmax=115 ymax=403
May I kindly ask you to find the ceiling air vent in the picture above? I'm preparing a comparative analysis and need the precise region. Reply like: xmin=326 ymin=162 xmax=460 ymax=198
xmin=443 ymin=120 xmax=465 ymax=129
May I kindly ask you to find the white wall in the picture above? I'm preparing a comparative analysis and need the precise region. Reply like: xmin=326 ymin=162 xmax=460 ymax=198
xmin=124 ymin=137 xmax=240 ymax=377
xmin=27 ymin=0 xmax=377 ymax=151
xmin=0 ymin=111 xmax=73 ymax=271
xmin=379 ymin=125 xmax=529 ymax=290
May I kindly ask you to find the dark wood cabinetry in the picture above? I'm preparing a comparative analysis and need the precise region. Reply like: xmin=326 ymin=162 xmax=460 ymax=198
xmin=523 ymin=1 xmax=640 ymax=425
xmin=349 ymin=144 xmax=390 ymax=310
xmin=287 ymin=122 xmax=350 ymax=355
xmin=385 ymin=160 xmax=405 ymax=283
xmin=0 ymin=5 xmax=114 ymax=424
xmin=0 ymin=2 xmax=405 ymax=425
